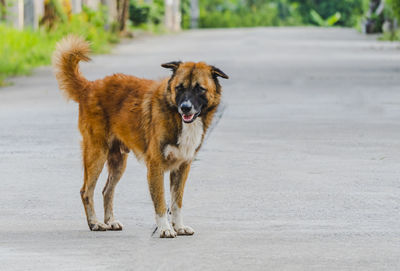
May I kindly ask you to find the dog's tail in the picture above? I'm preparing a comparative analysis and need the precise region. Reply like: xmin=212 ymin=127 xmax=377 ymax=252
xmin=53 ymin=35 xmax=91 ymax=102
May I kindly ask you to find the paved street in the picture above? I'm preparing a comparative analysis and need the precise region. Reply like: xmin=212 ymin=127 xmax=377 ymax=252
xmin=1 ymin=28 xmax=400 ymax=270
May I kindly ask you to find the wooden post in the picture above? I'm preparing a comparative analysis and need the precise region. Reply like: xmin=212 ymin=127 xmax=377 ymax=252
xmin=35 ymin=0 xmax=44 ymax=21
xmin=71 ymin=0 xmax=82 ymax=13
xmin=101 ymin=0 xmax=118 ymax=23
xmin=24 ymin=0 xmax=34 ymax=28
xmin=8 ymin=0 xmax=24 ymax=29
xmin=190 ymin=0 xmax=199 ymax=28
xmin=165 ymin=0 xmax=172 ymax=30
xmin=165 ymin=0 xmax=181 ymax=31
xmin=83 ymin=0 xmax=99 ymax=9
xmin=173 ymin=0 xmax=181 ymax=31
xmin=23 ymin=0 xmax=44 ymax=29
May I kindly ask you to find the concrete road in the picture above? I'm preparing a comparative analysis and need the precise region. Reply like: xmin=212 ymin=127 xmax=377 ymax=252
xmin=1 ymin=28 xmax=400 ymax=270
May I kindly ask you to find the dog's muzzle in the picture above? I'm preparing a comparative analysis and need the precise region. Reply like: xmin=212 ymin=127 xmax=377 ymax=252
xmin=179 ymin=101 xmax=198 ymax=123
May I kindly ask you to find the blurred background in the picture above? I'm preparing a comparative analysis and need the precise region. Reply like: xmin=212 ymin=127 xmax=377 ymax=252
xmin=0 ymin=0 xmax=399 ymax=86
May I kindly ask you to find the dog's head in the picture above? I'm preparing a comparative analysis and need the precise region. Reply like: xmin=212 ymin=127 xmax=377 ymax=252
xmin=162 ymin=61 xmax=228 ymax=123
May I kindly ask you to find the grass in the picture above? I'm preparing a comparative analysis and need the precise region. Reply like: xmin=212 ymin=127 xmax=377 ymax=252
xmin=128 ymin=18 xmax=167 ymax=36
xmin=379 ymin=30 xmax=400 ymax=41
xmin=0 ymin=10 xmax=119 ymax=86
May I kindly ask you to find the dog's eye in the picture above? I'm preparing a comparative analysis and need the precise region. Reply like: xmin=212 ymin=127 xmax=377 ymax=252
xmin=197 ymin=85 xmax=206 ymax=94
xmin=176 ymin=84 xmax=184 ymax=91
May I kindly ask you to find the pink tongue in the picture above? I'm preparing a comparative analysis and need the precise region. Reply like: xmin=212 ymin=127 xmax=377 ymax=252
xmin=183 ymin=114 xmax=194 ymax=121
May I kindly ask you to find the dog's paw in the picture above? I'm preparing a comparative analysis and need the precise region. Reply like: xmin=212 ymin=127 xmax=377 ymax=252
xmin=174 ymin=225 xmax=195 ymax=236
xmin=106 ymin=220 xmax=123 ymax=231
xmin=159 ymin=228 xmax=177 ymax=238
xmin=156 ymin=214 xmax=176 ymax=238
xmin=89 ymin=221 xmax=110 ymax=231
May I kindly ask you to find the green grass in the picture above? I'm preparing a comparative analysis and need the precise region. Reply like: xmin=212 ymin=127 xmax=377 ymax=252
xmin=379 ymin=29 xmax=400 ymax=41
xmin=0 ymin=10 xmax=119 ymax=86
xmin=130 ymin=22 xmax=166 ymax=35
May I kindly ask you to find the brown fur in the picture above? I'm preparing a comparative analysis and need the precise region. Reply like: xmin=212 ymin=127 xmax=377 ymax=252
xmin=53 ymin=35 xmax=227 ymax=236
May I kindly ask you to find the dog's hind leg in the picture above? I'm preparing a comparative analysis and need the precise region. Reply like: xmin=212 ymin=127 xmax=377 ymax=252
xmin=170 ymin=162 xmax=194 ymax=236
xmin=80 ymin=139 xmax=108 ymax=231
xmin=102 ymin=140 xmax=128 ymax=230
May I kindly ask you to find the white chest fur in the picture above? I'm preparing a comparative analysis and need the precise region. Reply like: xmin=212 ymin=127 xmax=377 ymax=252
xmin=164 ymin=118 xmax=203 ymax=162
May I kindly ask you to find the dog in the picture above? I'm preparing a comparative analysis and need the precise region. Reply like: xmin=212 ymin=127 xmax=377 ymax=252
xmin=53 ymin=35 xmax=228 ymax=238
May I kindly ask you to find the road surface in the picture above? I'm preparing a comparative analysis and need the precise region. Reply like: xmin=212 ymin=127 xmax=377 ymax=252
xmin=1 ymin=28 xmax=400 ymax=270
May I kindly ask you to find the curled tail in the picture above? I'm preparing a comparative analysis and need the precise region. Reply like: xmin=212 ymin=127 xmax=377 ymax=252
xmin=53 ymin=35 xmax=91 ymax=102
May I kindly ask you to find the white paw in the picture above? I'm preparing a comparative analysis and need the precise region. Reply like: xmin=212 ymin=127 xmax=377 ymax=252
xmin=106 ymin=220 xmax=123 ymax=231
xmin=156 ymin=213 xmax=177 ymax=238
xmin=89 ymin=221 xmax=110 ymax=231
xmin=174 ymin=225 xmax=195 ymax=236
xmin=159 ymin=228 xmax=177 ymax=238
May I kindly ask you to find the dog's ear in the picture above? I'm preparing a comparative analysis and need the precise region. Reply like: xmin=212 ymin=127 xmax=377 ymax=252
xmin=161 ymin=61 xmax=182 ymax=71
xmin=211 ymin=66 xmax=229 ymax=79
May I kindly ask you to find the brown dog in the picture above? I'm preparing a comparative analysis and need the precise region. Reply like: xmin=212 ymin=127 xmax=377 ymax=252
xmin=53 ymin=35 xmax=228 ymax=238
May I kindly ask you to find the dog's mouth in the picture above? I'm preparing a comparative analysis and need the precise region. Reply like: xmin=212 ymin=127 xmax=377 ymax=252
xmin=181 ymin=112 xmax=200 ymax=123
xmin=182 ymin=114 xmax=194 ymax=122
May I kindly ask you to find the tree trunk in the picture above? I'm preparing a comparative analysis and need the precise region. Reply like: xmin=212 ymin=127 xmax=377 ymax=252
xmin=40 ymin=0 xmax=58 ymax=28
xmin=0 ymin=0 xmax=6 ymax=21
xmin=117 ymin=0 xmax=129 ymax=32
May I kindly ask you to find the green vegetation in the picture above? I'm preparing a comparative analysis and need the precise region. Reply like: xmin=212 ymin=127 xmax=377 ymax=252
xmin=181 ymin=0 xmax=191 ymax=29
xmin=198 ymin=0 xmax=302 ymax=28
xmin=2 ymin=0 xmax=400 ymax=86
xmin=0 ymin=6 xmax=118 ymax=86
xmin=294 ymin=0 xmax=369 ymax=27
xmin=380 ymin=0 xmax=400 ymax=41
xmin=309 ymin=10 xmax=341 ymax=27
xmin=129 ymin=0 xmax=165 ymax=32
xmin=386 ymin=0 xmax=400 ymax=20
xmin=197 ymin=0 xmax=370 ymax=28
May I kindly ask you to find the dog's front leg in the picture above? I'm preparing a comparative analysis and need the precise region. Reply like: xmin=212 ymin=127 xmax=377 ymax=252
xmin=170 ymin=162 xmax=195 ymax=236
xmin=147 ymin=161 xmax=176 ymax=238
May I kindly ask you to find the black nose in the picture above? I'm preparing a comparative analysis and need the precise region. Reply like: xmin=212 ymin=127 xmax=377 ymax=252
xmin=180 ymin=103 xmax=192 ymax=114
